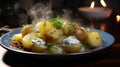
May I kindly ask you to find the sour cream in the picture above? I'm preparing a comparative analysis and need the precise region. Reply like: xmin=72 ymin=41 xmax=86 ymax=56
xmin=32 ymin=38 xmax=46 ymax=48
xmin=63 ymin=36 xmax=81 ymax=46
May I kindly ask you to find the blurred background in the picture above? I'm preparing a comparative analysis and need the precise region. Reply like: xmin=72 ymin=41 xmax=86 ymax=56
xmin=0 ymin=0 xmax=119 ymax=27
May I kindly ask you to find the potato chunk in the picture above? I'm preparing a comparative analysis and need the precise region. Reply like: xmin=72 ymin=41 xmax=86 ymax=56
xmin=75 ymin=28 xmax=87 ymax=42
xmin=39 ymin=21 xmax=46 ymax=37
xmin=31 ymin=38 xmax=47 ymax=53
xmin=62 ymin=22 xmax=79 ymax=36
xmin=22 ymin=33 xmax=33 ymax=49
xmin=87 ymin=32 xmax=102 ymax=48
xmin=44 ymin=21 xmax=63 ymax=43
xmin=21 ymin=25 xmax=32 ymax=37
xmin=63 ymin=45 xmax=82 ymax=53
xmin=31 ymin=44 xmax=47 ymax=53
xmin=22 ymin=32 xmax=40 ymax=49
xmin=61 ymin=36 xmax=82 ymax=53
xmin=12 ymin=33 xmax=22 ymax=41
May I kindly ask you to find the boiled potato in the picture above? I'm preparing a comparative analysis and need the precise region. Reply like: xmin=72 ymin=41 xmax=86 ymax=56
xmin=31 ymin=44 xmax=47 ymax=53
xmin=22 ymin=32 xmax=40 ymax=49
xmin=21 ymin=25 xmax=33 ymax=37
xmin=62 ymin=21 xmax=71 ymax=35
xmin=75 ymin=28 xmax=87 ymax=42
xmin=22 ymin=33 xmax=33 ymax=49
xmin=39 ymin=21 xmax=46 ymax=37
xmin=30 ymin=38 xmax=47 ymax=53
xmin=44 ymin=21 xmax=63 ymax=43
xmin=87 ymin=32 xmax=102 ymax=48
xmin=33 ymin=21 xmax=46 ymax=38
xmin=12 ymin=33 xmax=22 ymax=41
xmin=62 ymin=22 xmax=79 ymax=36
xmin=62 ymin=45 xmax=82 ymax=53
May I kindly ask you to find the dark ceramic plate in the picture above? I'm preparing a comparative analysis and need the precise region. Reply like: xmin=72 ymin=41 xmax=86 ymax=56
xmin=0 ymin=28 xmax=114 ymax=56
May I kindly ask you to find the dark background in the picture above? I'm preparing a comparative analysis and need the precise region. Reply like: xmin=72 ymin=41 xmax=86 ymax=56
xmin=0 ymin=0 xmax=119 ymax=27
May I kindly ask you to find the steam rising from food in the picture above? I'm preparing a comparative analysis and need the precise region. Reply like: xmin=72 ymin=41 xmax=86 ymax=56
xmin=14 ymin=0 xmax=75 ymax=25
xmin=28 ymin=3 xmax=53 ymax=24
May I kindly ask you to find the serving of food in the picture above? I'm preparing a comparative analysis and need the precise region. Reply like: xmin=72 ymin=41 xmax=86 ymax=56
xmin=9 ymin=17 xmax=103 ymax=54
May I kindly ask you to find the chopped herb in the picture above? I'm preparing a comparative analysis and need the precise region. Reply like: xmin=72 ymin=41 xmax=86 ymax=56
xmin=49 ymin=16 xmax=65 ymax=29
xmin=68 ymin=23 xmax=78 ymax=31
xmin=49 ymin=45 xmax=64 ymax=54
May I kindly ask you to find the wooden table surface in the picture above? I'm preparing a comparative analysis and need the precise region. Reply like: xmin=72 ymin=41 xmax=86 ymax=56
xmin=0 ymin=15 xmax=120 ymax=67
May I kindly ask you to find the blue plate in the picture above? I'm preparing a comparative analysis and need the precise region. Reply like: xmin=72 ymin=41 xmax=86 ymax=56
xmin=0 ymin=28 xmax=114 ymax=56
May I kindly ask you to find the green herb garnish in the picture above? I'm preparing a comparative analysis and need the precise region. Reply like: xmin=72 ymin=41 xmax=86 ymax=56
xmin=49 ymin=16 xmax=65 ymax=29
xmin=68 ymin=23 xmax=78 ymax=31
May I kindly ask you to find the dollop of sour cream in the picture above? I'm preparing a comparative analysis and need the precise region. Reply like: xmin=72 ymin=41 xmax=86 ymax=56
xmin=63 ymin=36 xmax=81 ymax=46
xmin=32 ymin=38 xmax=46 ymax=48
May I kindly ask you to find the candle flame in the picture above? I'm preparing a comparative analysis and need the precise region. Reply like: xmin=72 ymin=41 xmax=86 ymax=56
xmin=116 ymin=15 xmax=120 ymax=22
xmin=90 ymin=1 xmax=95 ymax=9
xmin=100 ymin=0 xmax=107 ymax=7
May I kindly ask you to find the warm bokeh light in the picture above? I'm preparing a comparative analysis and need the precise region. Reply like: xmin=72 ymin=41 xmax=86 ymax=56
xmin=100 ymin=0 xmax=107 ymax=7
xmin=90 ymin=1 xmax=95 ymax=9
xmin=100 ymin=23 xmax=106 ymax=31
xmin=116 ymin=15 xmax=120 ymax=22
xmin=90 ymin=23 xmax=95 ymax=28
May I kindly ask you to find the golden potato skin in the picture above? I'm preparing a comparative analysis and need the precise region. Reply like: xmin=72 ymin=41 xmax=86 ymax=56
xmin=62 ymin=45 xmax=82 ymax=53
xmin=87 ymin=32 xmax=102 ymax=48
xmin=44 ymin=21 xmax=63 ymax=43
xmin=22 ymin=32 xmax=40 ymax=49
xmin=62 ymin=21 xmax=71 ymax=35
xmin=75 ymin=28 xmax=87 ymax=42
xmin=31 ymin=44 xmax=46 ymax=53
xmin=22 ymin=33 xmax=33 ymax=49
xmin=21 ymin=25 xmax=32 ymax=37
xmin=12 ymin=33 xmax=22 ymax=41
xmin=39 ymin=21 xmax=46 ymax=37
xmin=62 ymin=22 xmax=79 ymax=36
